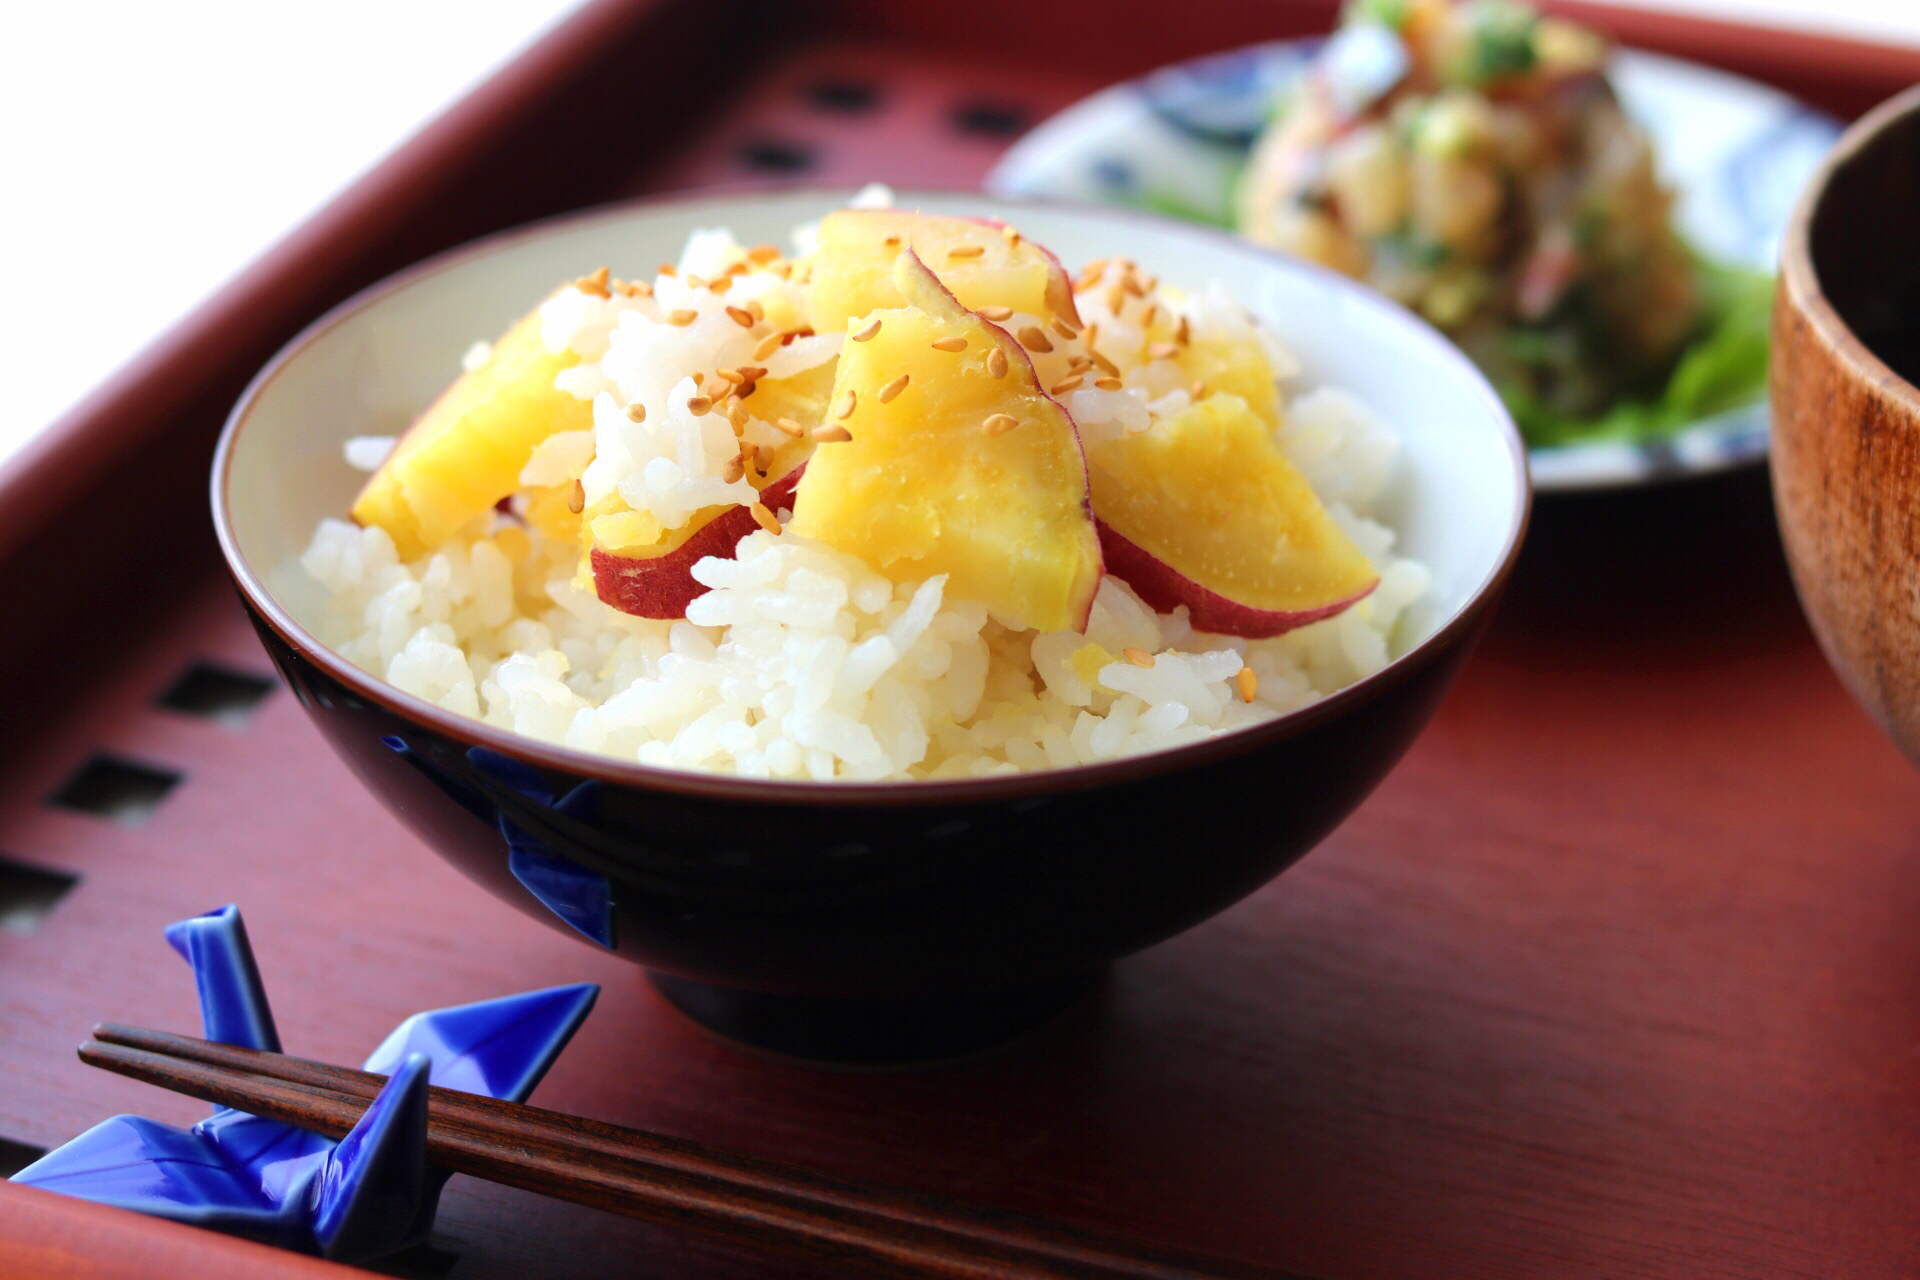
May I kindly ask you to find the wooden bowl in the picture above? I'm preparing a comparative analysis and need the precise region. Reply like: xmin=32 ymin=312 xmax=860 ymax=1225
xmin=1774 ymin=86 xmax=1920 ymax=765
xmin=214 ymin=190 xmax=1529 ymax=1063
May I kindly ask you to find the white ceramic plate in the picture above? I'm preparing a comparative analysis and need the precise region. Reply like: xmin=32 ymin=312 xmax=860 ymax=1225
xmin=987 ymin=41 xmax=1841 ymax=491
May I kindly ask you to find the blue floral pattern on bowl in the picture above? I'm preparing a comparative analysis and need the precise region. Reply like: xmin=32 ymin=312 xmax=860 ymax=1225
xmin=988 ymin=39 xmax=1840 ymax=491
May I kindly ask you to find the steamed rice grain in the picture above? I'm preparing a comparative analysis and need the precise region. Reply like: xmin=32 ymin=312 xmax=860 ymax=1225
xmin=296 ymin=217 xmax=1432 ymax=781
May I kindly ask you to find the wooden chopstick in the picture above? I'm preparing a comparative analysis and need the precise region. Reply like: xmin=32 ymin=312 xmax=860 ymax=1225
xmin=81 ymin=1025 xmax=1301 ymax=1280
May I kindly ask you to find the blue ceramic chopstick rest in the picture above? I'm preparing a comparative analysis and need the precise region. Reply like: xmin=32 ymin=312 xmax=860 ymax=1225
xmin=12 ymin=905 xmax=598 ymax=1263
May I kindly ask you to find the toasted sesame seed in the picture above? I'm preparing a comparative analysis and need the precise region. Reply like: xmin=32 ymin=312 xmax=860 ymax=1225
xmin=723 ymin=455 xmax=745 ymax=484
xmin=774 ymin=417 xmax=805 ymax=437
xmin=726 ymin=399 xmax=748 ymax=429
xmin=753 ymin=332 xmax=785 ymax=360
xmin=1017 ymin=325 xmax=1053 ymax=353
xmin=1067 ymin=354 xmax=1094 ymax=373
xmin=726 ymin=305 xmax=755 ymax=328
xmin=1050 ymin=373 xmax=1085 ymax=395
xmin=658 ymin=262 xmax=677 ymax=277
xmin=947 ymin=244 xmax=986 ymax=260
xmin=1176 ymin=314 xmax=1191 ymax=345
xmin=741 ymin=365 xmax=767 ymax=380
xmin=1123 ymin=277 xmax=1145 ymax=298
xmin=741 ymin=440 xmax=759 ymax=462
xmin=745 ymin=298 xmax=765 ymax=321
xmin=625 ymin=402 xmax=647 ymax=423
xmin=983 ymin=413 xmax=1019 ymax=436
xmin=930 ymin=336 xmax=968 ymax=352
xmin=692 ymin=371 xmax=706 ymax=388
xmin=751 ymin=502 xmax=781 ymax=534
xmin=1002 ymin=224 xmax=1021 ymax=243
xmin=686 ymin=395 xmax=713 ymax=415
xmin=715 ymin=368 xmax=746 ymax=385
xmin=811 ymin=425 xmax=852 ymax=443
xmin=835 ymin=389 xmax=857 ymax=420
xmin=1191 ymin=380 xmax=1209 ymax=398
xmin=1050 ymin=317 xmax=1082 ymax=340
xmin=1236 ymin=666 xmax=1257 ymax=703
xmin=986 ymin=347 xmax=1009 ymax=378
xmin=684 ymin=273 xmax=707 ymax=290
xmin=878 ymin=373 xmax=910 ymax=403
xmin=747 ymin=243 xmax=780 ymax=263
xmin=1080 ymin=256 xmax=1109 ymax=279
xmin=1142 ymin=274 xmax=1158 ymax=294
xmin=977 ymin=305 xmax=1014 ymax=322
xmin=707 ymin=276 xmax=731 ymax=294
xmin=1123 ymin=647 xmax=1153 ymax=668
xmin=851 ymin=317 xmax=882 ymax=342
xmin=667 ymin=309 xmax=698 ymax=326
xmin=574 ymin=273 xmax=611 ymax=299
xmin=1140 ymin=303 xmax=1159 ymax=328
xmin=1088 ymin=349 xmax=1120 ymax=377
xmin=1094 ymin=377 xmax=1123 ymax=391
xmin=630 ymin=279 xmax=655 ymax=297
xmin=882 ymin=234 xmax=902 ymax=248
xmin=1148 ymin=341 xmax=1180 ymax=360
xmin=567 ymin=479 xmax=585 ymax=514
xmin=1104 ymin=283 xmax=1126 ymax=314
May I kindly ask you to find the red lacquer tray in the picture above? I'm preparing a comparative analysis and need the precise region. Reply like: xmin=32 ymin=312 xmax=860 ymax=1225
xmin=4 ymin=2 xmax=1919 ymax=1277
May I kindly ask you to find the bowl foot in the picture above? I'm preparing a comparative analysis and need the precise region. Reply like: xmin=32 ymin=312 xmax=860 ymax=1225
xmin=646 ymin=970 xmax=1101 ymax=1067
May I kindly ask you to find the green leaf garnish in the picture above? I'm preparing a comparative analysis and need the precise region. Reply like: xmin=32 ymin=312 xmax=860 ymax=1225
xmin=1505 ymin=255 xmax=1773 ymax=448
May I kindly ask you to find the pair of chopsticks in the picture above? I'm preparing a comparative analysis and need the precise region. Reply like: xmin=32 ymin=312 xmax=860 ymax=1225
xmin=82 ymin=1026 xmax=1297 ymax=1280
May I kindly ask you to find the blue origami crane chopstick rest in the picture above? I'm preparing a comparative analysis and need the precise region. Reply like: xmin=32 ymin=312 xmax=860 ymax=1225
xmin=13 ymin=905 xmax=598 ymax=1264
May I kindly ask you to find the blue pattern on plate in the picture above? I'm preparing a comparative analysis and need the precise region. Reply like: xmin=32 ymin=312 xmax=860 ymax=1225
xmin=1720 ymin=108 xmax=1845 ymax=263
xmin=11 ymin=905 xmax=598 ymax=1264
xmin=1136 ymin=43 xmax=1314 ymax=147
xmin=988 ymin=39 xmax=1841 ymax=490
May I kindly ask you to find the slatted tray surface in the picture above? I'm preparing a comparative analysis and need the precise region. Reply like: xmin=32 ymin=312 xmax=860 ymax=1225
xmin=5 ymin=2 xmax=1920 ymax=1277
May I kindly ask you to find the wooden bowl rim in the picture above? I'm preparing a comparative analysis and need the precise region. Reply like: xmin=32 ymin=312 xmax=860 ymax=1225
xmin=1780 ymin=83 xmax=1920 ymax=423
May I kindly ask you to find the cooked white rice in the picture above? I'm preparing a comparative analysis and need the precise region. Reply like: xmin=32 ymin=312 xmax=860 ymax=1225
xmin=295 ymin=214 xmax=1431 ymax=781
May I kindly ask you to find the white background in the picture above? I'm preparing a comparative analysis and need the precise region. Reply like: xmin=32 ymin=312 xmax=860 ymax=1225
xmin=1 ymin=0 xmax=1914 ymax=467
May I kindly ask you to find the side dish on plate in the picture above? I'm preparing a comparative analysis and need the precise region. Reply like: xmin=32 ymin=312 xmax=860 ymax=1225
xmin=299 ymin=196 xmax=1430 ymax=780
xmin=1238 ymin=0 xmax=1772 ymax=446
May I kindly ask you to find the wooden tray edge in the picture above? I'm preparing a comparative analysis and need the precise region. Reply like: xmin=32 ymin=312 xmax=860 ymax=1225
xmin=0 ymin=1182 xmax=360 ymax=1280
